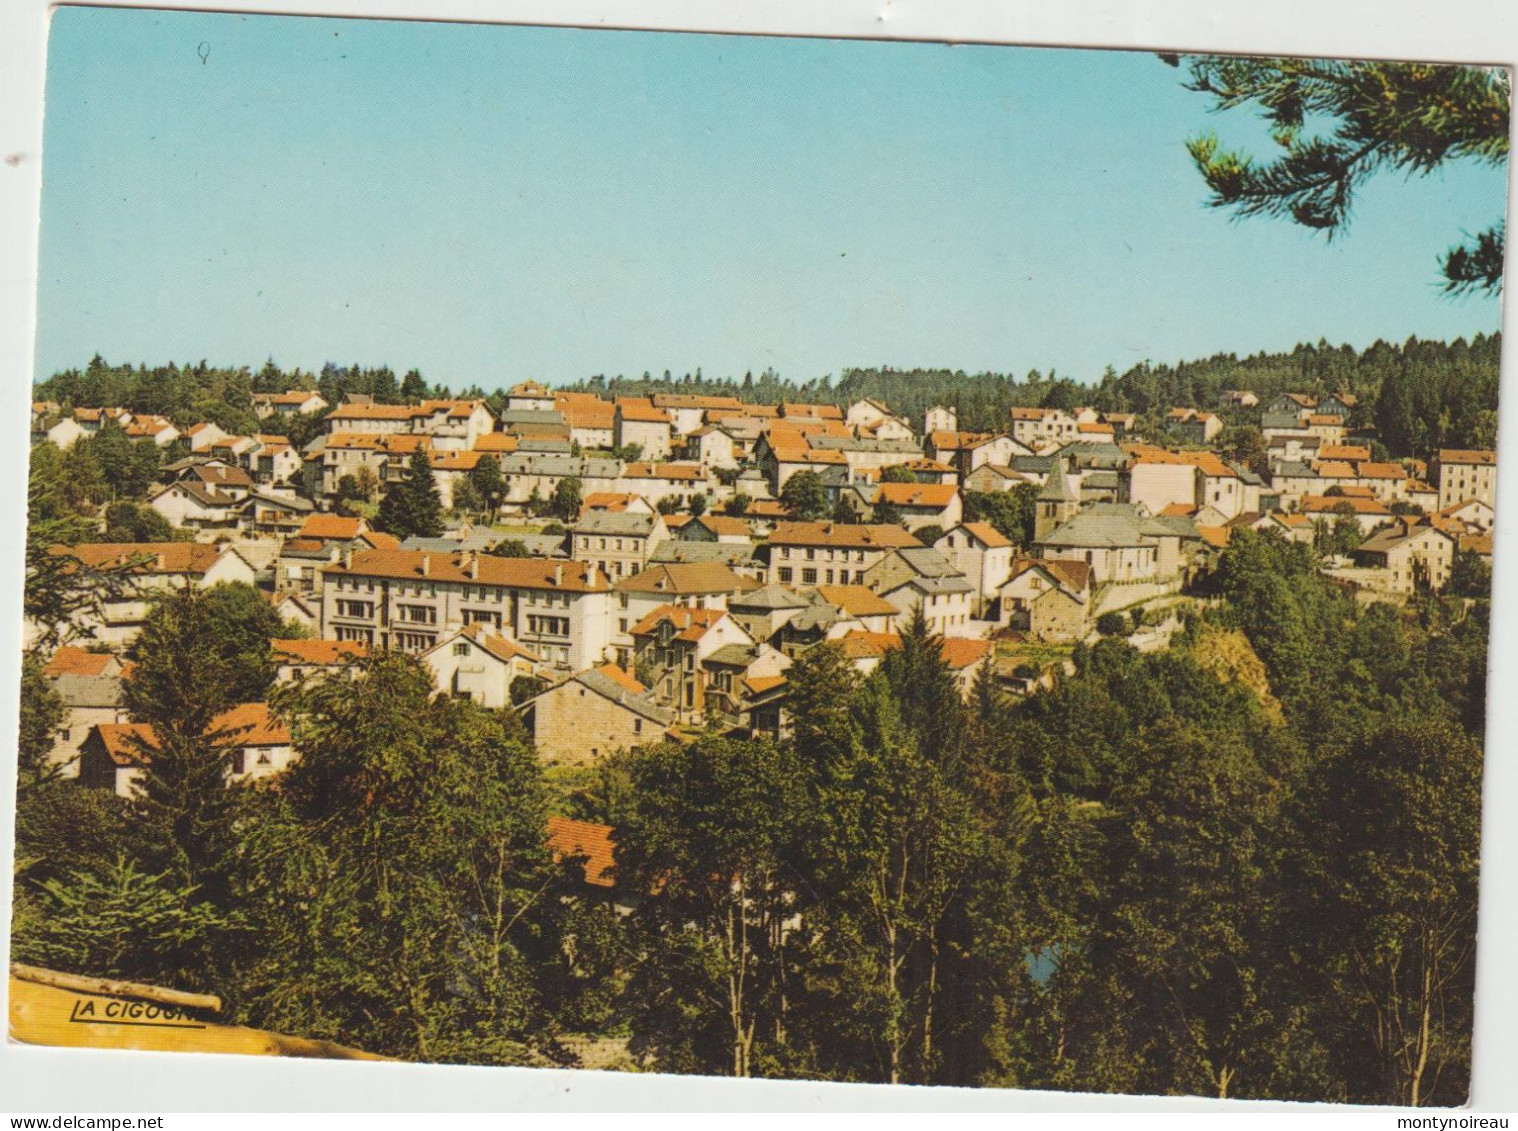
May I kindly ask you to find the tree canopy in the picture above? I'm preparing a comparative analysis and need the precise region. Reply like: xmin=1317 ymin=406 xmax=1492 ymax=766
xmin=1169 ymin=55 xmax=1510 ymax=294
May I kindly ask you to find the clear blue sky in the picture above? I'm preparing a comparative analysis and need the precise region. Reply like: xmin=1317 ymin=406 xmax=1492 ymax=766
xmin=32 ymin=6 xmax=1510 ymax=389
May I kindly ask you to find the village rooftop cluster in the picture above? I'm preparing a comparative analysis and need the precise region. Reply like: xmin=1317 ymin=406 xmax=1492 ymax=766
xmin=29 ymin=382 xmax=1496 ymax=820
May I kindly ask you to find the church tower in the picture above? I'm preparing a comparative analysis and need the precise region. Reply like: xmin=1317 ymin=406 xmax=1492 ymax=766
xmin=1034 ymin=456 xmax=1081 ymax=541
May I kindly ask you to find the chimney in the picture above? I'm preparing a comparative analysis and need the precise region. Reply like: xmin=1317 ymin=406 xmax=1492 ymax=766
xmin=421 ymin=553 xmax=431 ymax=577
xmin=344 ymin=548 xmax=353 ymax=569
xmin=155 ymin=552 xmax=166 ymax=570
xmin=553 ymin=564 xmax=563 ymax=586
xmin=469 ymin=552 xmax=479 ymax=580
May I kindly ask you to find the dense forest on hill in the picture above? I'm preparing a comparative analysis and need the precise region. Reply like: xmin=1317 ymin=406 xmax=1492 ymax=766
xmin=13 ymin=531 xmax=1487 ymax=1101
xmin=34 ymin=332 xmax=1501 ymax=459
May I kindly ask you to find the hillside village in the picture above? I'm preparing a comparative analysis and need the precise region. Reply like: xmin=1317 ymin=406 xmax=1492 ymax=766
xmin=29 ymin=378 xmax=1496 ymax=792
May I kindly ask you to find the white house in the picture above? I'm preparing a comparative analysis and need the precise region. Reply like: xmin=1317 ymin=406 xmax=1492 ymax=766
xmin=934 ymin=522 xmax=1015 ymax=617
xmin=422 ymin=624 xmax=541 ymax=708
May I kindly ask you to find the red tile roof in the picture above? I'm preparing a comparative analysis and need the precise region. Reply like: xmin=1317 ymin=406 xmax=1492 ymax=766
xmin=299 ymin=515 xmax=366 ymax=541
xmin=271 ymin=638 xmax=369 ymax=665
xmin=326 ymin=549 xmax=608 ymax=591
xmin=622 ymin=462 xmax=705 ymax=481
xmin=455 ymin=623 xmax=540 ymax=664
xmin=875 ymin=482 xmax=959 ymax=508
xmin=1300 ymin=495 xmax=1390 ymax=515
xmin=593 ymin=662 xmax=646 ymax=695
xmin=546 ymin=816 xmax=617 ymax=888
xmin=53 ymin=543 xmax=227 ymax=575
xmin=1319 ymin=444 xmax=1372 ymax=461
xmin=43 ymin=646 xmax=120 ymax=679
xmin=779 ymin=402 xmax=843 ymax=420
xmin=1438 ymin=449 xmax=1497 ymax=466
xmin=617 ymin=400 xmax=672 ymax=424
xmin=93 ymin=703 xmax=290 ymax=766
xmin=616 ymin=562 xmax=757 ymax=596
xmin=582 ymin=492 xmax=645 ymax=512
xmin=472 ymin=433 xmax=520 ymax=453
xmin=958 ymin=522 xmax=1011 ymax=548
xmin=815 ymin=585 xmax=900 ymax=617
xmin=939 ymin=637 xmax=993 ymax=670
xmin=629 ymin=604 xmax=728 ymax=641
xmin=768 ymin=522 xmax=921 ymax=549
xmin=835 ymin=631 xmax=991 ymax=670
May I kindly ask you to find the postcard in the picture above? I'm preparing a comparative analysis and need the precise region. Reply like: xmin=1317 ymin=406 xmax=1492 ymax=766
xmin=7 ymin=4 xmax=1511 ymax=1111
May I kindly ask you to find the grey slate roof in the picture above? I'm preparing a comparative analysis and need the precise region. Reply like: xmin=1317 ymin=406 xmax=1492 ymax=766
xmin=649 ymin=542 xmax=761 ymax=568
xmin=573 ymin=669 xmax=674 ymax=724
xmin=497 ymin=454 xmax=623 ymax=478
xmin=1272 ymin=461 xmax=1319 ymax=479
xmin=731 ymin=584 xmax=810 ymax=611
xmin=1036 ymin=503 xmax=1153 ymax=549
xmin=1038 ymin=460 xmax=1078 ymax=503
xmin=1054 ymin=441 xmax=1128 ymax=471
xmin=816 ymin=465 xmax=854 ymax=488
xmin=159 ymin=482 xmax=238 ymax=508
xmin=1140 ymin=514 xmax=1203 ymax=541
xmin=51 ymin=673 xmax=126 ymax=709
xmin=808 ymin=436 xmax=922 ymax=455
xmin=893 ymin=546 xmax=965 ymax=578
xmin=787 ymin=603 xmax=849 ymax=632
xmin=244 ymin=490 xmax=315 ymax=512
xmin=573 ymin=511 xmax=656 ymax=537
xmin=899 ymin=575 xmax=975 ymax=595
xmin=704 ymin=643 xmax=763 ymax=668
xmin=518 ymin=438 xmax=574 ymax=454
xmin=400 ymin=530 xmax=504 ymax=553
xmin=1261 ymin=411 xmax=1306 ymax=430
xmin=514 ymin=533 xmax=572 ymax=558
xmin=498 ymin=409 xmax=567 ymax=426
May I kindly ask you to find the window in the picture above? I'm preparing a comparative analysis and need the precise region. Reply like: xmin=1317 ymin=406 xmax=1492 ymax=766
xmin=397 ymin=604 xmax=437 ymax=625
xmin=806 ymin=548 xmax=816 ymax=561
xmin=634 ymin=719 xmax=642 ymax=734
xmin=802 ymin=568 xmax=817 ymax=585
xmin=453 ymin=642 xmax=469 ymax=656
xmin=778 ymin=568 xmax=793 ymax=584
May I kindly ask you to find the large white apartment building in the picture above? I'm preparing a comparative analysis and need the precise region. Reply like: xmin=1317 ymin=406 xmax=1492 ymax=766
xmin=321 ymin=548 xmax=615 ymax=670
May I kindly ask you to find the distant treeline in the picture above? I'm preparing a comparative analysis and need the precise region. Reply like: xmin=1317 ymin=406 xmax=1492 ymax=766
xmin=35 ymin=332 xmax=1501 ymax=459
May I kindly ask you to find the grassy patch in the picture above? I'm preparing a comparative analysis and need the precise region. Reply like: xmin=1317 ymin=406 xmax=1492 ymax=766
xmin=995 ymin=638 xmax=1075 ymax=670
